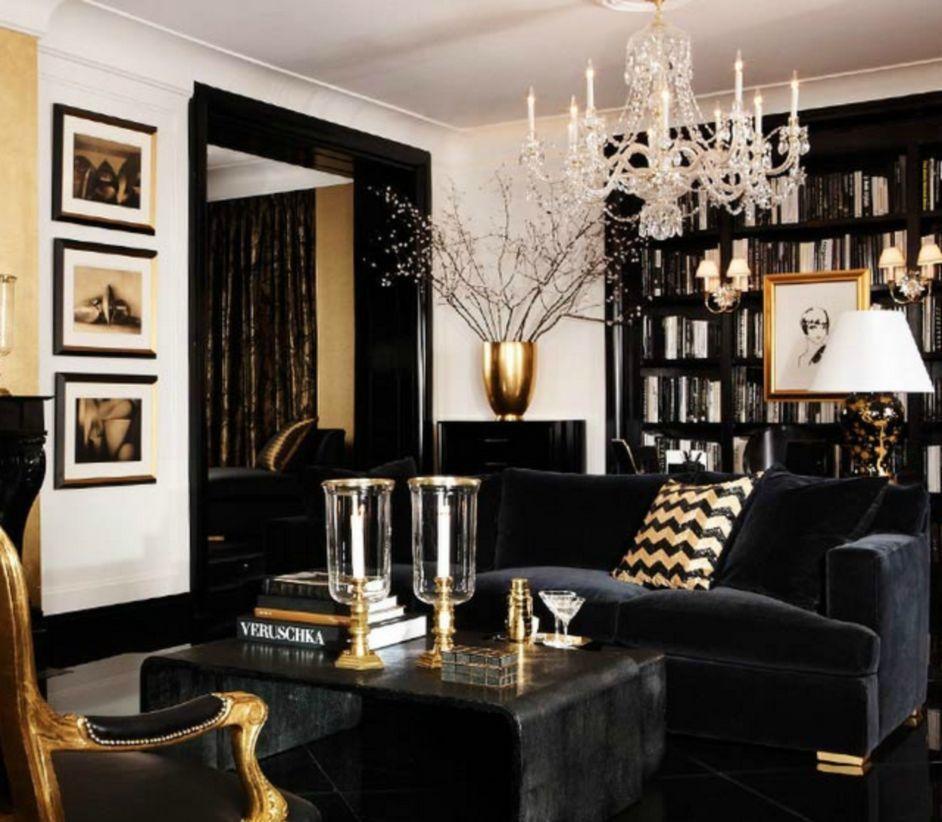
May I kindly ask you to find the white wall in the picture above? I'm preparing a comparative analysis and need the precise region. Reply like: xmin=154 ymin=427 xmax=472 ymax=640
xmin=34 ymin=0 xmax=942 ymax=614
xmin=37 ymin=0 xmax=465 ymax=615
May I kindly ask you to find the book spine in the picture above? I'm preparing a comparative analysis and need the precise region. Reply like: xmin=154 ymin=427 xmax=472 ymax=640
xmin=254 ymin=607 xmax=351 ymax=627
xmin=262 ymin=580 xmax=333 ymax=601
xmin=257 ymin=594 xmax=339 ymax=614
xmin=237 ymin=617 xmax=344 ymax=649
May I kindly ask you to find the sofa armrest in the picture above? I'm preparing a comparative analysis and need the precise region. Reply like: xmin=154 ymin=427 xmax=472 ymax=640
xmin=827 ymin=532 xmax=930 ymax=733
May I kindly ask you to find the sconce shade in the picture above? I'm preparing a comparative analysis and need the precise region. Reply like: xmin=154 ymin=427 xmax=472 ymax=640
xmin=878 ymin=246 xmax=906 ymax=269
xmin=695 ymin=259 xmax=719 ymax=288
xmin=726 ymin=257 xmax=751 ymax=286
xmin=916 ymin=242 xmax=942 ymax=267
xmin=809 ymin=310 xmax=932 ymax=394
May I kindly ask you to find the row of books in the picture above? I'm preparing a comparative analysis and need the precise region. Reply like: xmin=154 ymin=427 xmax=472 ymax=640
xmin=733 ymin=307 xmax=764 ymax=360
xmin=237 ymin=571 xmax=426 ymax=651
xmin=924 ymin=157 xmax=942 ymax=211
xmin=738 ymin=158 xmax=906 ymax=226
xmin=642 ymin=375 xmax=722 ymax=423
xmin=731 ymin=370 xmax=840 ymax=424
xmin=641 ymin=432 xmax=722 ymax=472
xmin=641 ymin=247 xmax=719 ymax=299
xmin=641 ymin=315 xmax=721 ymax=361
xmin=923 ymin=379 xmax=942 ymax=422
xmin=679 ymin=189 xmax=718 ymax=232
xmin=921 ymin=294 xmax=942 ymax=354
xmin=926 ymin=446 xmax=941 ymax=494
xmin=731 ymin=231 xmax=908 ymax=288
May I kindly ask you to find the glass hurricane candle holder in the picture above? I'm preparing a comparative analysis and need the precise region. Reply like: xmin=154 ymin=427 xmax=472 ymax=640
xmin=409 ymin=476 xmax=480 ymax=669
xmin=322 ymin=478 xmax=394 ymax=670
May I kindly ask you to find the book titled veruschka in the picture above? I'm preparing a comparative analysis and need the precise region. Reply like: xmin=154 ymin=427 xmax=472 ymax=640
xmin=237 ymin=612 xmax=427 ymax=651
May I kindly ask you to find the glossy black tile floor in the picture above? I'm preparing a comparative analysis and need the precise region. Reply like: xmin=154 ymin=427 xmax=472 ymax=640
xmin=261 ymin=707 xmax=942 ymax=822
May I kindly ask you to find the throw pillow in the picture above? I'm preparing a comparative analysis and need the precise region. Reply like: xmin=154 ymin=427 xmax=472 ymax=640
xmin=718 ymin=467 xmax=888 ymax=611
xmin=612 ymin=476 xmax=756 ymax=591
xmin=256 ymin=418 xmax=316 ymax=473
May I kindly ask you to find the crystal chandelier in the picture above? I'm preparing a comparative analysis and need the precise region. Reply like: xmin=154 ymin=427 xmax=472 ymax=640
xmin=520 ymin=0 xmax=810 ymax=240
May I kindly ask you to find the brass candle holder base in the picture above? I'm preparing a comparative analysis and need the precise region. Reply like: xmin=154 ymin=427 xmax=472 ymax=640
xmin=417 ymin=576 xmax=455 ymax=669
xmin=335 ymin=578 xmax=384 ymax=671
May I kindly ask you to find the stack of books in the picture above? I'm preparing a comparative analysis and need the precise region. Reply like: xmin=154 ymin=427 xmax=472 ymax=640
xmin=237 ymin=571 xmax=426 ymax=651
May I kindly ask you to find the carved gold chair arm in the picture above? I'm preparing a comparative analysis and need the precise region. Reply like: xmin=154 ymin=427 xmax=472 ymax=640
xmin=32 ymin=691 xmax=288 ymax=822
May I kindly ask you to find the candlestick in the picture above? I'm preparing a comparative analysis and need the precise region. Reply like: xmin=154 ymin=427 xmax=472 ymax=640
xmin=585 ymin=60 xmax=595 ymax=111
xmin=754 ymin=89 xmax=763 ymax=134
xmin=335 ymin=578 xmax=384 ymax=670
xmin=350 ymin=504 xmax=365 ymax=579
xmin=416 ymin=576 xmax=456 ymax=669
xmin=790 ymin=71 xmax=799 ymax=120
xmin=734 ymin=50 xmax=743 ymax=107
xmin=527 ymin=86 xmax=536 ymax=138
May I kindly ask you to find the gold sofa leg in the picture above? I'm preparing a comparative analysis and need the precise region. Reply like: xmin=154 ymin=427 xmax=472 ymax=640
xmin=816 ymin=751 xmax=871 ymax=776
xmin=904 ymin=707 xmax=925 ymax=728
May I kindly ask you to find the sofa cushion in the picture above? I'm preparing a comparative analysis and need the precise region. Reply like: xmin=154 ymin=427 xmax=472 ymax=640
xmin=619 ymin=587 xmax=880 ymax=677
xmin=718 ymin=467 xmax=887 ymax=611
xmin=868 ymin=481 xmax=929 ymax=536
xmin=459 ymin=566 xmax=650 ymax=641
xmin=256 ymin=417 xmax=317 ymax=473
xmin=207 ymin=467 xmax=301 ymax=500
xmin=474 ymin=472 xmax=503 ymax=572
xmin=495 ymin=469 xmax=666 ymax=571
xmin=613 ymin=476 xmax=755 ymax=591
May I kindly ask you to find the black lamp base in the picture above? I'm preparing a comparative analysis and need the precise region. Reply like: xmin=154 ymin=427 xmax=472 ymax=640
xmin=839 ymin=392 xmax=904 ymax=477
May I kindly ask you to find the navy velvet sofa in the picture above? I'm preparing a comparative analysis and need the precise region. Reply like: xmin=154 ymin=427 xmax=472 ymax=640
xmin=393 ymin=467 xmax=930 ymax=761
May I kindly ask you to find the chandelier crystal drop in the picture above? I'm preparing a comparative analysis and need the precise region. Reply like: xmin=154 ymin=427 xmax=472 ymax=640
xmin=521 ymin=0 xmax=810 ymax=240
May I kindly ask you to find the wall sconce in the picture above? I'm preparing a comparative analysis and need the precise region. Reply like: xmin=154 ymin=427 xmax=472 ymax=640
xmin=879 ymin=243 xmax=942 ymax=305
xmin=696 ymin=257 xmax=750 ymax=314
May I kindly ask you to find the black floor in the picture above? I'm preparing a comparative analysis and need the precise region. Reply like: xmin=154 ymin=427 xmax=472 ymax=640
xmin=261 ymin=708 xmax=942 ymax=822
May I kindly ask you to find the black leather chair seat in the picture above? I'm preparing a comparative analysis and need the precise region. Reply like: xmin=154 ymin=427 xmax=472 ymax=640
xmin=54 ymin=750 xmax=319 ymax=822
xmin=461 ymin=566 xmax=650 ymax=640
xmin=207 ymin=467 xmax=301 ymax=500
xmin=619 ymin=586 xmax=880 ymax=677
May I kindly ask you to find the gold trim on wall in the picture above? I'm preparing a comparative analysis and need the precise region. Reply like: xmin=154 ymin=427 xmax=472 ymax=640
xmin=763 ymin=269 xmax=870 ymax=401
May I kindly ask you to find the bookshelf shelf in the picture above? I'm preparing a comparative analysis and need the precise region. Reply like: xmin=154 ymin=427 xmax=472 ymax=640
xmin=732 ymin=212 xmax=907 ymax=239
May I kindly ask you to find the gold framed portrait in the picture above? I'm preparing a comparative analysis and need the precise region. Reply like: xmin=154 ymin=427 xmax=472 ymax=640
xmin=763 ymin=269 xmax=870 ymax=401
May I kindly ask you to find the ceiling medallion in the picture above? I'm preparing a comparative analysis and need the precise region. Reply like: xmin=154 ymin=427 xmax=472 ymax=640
xmin=523 ymin=0 xmax=809 ymax=240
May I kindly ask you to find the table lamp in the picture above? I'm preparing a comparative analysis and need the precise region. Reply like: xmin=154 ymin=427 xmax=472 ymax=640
xmin=809 ymin=309 xmax=932 ymax=476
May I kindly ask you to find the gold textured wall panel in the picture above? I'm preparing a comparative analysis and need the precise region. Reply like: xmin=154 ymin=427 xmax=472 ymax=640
xmin=315 ymin=183 xmax=355 ymax=448
xmin=0 ymin=28 xmax=39 ymax=601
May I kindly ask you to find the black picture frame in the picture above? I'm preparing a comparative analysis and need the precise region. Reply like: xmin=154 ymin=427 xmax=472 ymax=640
xmin=55 ymin=372 xmax=158 ymax=489
xmin=53 ymin=239 xmax=158 ymax=358
xmin=52 ymin=103 xmax=157 ymax=234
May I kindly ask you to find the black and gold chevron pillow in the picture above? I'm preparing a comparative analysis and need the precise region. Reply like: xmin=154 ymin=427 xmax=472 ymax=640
xmin=613 ymin=477 xmax=755 ymax=591
xmin=256 ymin=418 xmax=316 ymax=473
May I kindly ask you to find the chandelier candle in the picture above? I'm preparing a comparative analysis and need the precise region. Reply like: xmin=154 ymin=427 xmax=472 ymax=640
xmin=521 ymin=0 xmax=808 ymax=239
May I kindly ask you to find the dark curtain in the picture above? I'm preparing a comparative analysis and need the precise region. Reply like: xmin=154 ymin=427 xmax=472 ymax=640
xmin=206 ymin=188 xmax=317 ymax=467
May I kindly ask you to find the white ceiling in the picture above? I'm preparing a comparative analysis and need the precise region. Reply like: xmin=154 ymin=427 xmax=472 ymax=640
xmin=92 ymin=0 xmax=942 ymax=128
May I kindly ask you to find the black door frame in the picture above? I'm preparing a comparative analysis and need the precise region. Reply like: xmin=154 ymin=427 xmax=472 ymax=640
xmin=188 ymin=83 xmax=433 ymax=605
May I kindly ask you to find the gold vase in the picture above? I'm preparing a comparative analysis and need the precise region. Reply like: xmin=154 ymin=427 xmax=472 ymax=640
xmin=482 ymin=342 xmax=536 ymax=421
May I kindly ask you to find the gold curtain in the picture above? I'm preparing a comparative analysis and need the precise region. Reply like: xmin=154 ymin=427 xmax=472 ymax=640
xmin=206 ymin=189 xmax=317 ymax=467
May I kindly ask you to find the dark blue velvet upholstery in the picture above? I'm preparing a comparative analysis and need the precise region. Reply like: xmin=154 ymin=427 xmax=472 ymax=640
xmin=459 ymin=468 xmax=929 ymax=757
xmin=459 ymin=566 xmax=649 ymax=640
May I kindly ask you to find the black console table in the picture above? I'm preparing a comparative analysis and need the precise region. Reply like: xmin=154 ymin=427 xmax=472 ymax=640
xmin=437 ymin=420 xmax=585 ymax=474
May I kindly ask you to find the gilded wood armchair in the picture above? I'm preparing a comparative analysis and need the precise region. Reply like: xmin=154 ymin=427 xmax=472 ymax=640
xmin=0 ymin=528 xmax=318 ymax=822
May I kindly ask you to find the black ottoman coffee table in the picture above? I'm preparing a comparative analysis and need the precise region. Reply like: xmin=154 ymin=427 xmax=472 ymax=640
xmin=142 ymin=634 xmax=664 ymax=822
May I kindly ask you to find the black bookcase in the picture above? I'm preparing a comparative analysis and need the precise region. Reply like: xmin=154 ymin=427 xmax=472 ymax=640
xmin=605 ymin=91 xmax=942 ymax=668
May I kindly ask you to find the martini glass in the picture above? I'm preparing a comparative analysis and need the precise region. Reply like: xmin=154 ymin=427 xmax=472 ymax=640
xmin=538 ymin=590 xmax=586 ymax=650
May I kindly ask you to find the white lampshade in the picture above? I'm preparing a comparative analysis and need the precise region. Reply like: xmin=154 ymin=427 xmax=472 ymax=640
xmin=917 ymin=242 xmax=942 ymax=267
xmin=809 ymin=310 xmax=932 ymax=394
xmin=878 ymin=246 xmax=906 ymax=269
xmin=695 ymin=259 xmax=719 ymax=287
xmin=726 ymin=257 xmax=751 ymax=287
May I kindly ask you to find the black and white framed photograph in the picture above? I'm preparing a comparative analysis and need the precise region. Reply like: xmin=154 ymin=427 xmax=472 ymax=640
xmin=763 ymin=269 xmax=870 ymax=400
xmin=55 ymin=373 xmax=157 ymax=488
xmin=54 ymin=239 xmax=157 ymax=357
xmin=52 ymin=104 xmax=157 ymax=234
